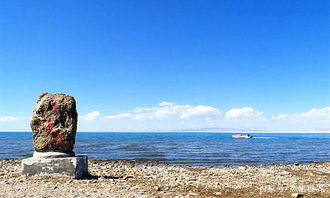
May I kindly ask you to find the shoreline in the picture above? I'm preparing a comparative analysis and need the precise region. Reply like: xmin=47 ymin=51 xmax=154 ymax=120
xmin=3 ymin=156 xmax=330 ymax=168
xmin=0 ymin=159 xmax=329 ymax=197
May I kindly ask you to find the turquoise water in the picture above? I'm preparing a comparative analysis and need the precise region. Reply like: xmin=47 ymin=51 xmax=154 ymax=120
xmin=0 ymin=132 xmax=329 ymax=167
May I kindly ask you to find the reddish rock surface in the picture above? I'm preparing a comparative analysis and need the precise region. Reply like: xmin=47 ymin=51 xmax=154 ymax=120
xmin=30 ymin=93 xmax=78 ymax=152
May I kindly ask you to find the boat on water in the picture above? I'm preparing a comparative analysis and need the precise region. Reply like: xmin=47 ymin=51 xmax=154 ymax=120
xmin=232 ymin=133 xmax=253 ymax=139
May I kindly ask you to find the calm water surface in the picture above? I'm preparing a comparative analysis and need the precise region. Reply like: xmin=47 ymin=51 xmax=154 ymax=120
xmin=0 ymin=132 xmax=329 ymax=167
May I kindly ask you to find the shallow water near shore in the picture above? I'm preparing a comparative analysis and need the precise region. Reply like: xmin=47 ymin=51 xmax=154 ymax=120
xmin=0 ymin=132 xmax=329 ymax=167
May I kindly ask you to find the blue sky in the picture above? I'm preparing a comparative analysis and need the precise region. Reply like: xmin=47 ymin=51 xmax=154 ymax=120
xmin=0 ymin=0 xmax=329 ymax=131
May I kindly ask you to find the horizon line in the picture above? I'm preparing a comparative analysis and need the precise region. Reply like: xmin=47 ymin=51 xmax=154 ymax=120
xmin=1 ymin=130 xmax=330 ymax=133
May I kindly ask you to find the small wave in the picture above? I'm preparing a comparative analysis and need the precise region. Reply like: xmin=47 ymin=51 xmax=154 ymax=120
xmin=253 ymin=137 xmax=272 ymax=139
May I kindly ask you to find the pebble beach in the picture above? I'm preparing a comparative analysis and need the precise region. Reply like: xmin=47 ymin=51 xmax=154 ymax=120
xmin=0 ymin=159 xmax=329 ymax=198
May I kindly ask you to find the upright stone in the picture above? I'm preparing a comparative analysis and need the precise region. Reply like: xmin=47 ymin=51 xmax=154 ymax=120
xmin=31 ymin=93 xmax=77 ymax=153
xmin=22 ymin=93 xmax=88 ymax=179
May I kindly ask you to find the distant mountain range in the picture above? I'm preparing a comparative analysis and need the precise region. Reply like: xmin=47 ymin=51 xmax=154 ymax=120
xmin=167 ymin=127 xmax=330 ymax=133
xmin=170 ymin=127 xmax=266 ymax=132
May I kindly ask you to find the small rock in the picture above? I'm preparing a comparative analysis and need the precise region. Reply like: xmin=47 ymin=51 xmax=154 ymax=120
xmin=65 ymin=180 xmax=72 ymax=184
xmin=238 ymin=166 xmax=246 ymax=170
xmin=124 ymin=176 xmax=134 ymax=180
xmin=291 ymin=193 xmax=304 ymax=198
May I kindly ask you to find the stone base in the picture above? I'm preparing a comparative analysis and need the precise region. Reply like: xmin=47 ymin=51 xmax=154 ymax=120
xmin=22 ymin=155 xmax=88 ymax=179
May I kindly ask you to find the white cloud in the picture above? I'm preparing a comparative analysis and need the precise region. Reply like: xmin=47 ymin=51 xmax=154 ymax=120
xmin=104 ymin=113 xmax=132 ymax=120
xmin=133 ymin=107 xmax=154 ymax=113
xmin=158 ymin=101 xmax=175 ymax=106
xmin=104 ymin=102 xmax=220 ymax=121
xmin=3 ymin=104 xmax=330 ymax=132
xmin=266 ymin=106 xmax=330 ymax=131
xmin=225 ymin=107 xmax=263 ymax=120
xmin=274 ymin=107 xmax=330 ymax=120
xmin=273 ymin=114 xmax=289 ymax=119
xmin=78 ymin=105 xmax=330 ymax=131
xmin=132 ymin=114 xmax=148 ymax=121
xmin=81 ymin=111 xmax=101 ymax=121
xmin=0 ymin=116 xmax=21 ymax=122
xmin=300 ymin=107 xmax=330 ymax=119
xmin=153 ymin=109 xmax=176 ymax=119
xmin=180 ymin=105 xmax=220 ymax=119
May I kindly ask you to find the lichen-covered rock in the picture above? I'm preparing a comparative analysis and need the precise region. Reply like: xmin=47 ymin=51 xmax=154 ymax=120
xmin=30 ymin=93 xmax=78 ymax=153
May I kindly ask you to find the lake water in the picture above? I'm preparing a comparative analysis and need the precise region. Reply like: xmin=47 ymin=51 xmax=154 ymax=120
xmin=0 ymin=132 xmax=329 ymax=167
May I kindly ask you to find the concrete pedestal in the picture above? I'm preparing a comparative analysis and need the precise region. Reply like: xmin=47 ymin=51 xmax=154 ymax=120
xmin=22 ymin=154 xmax=88 ymax=179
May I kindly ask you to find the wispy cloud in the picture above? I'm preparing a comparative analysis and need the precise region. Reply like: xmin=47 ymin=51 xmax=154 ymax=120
xmin=225 ymin=107 xmax=263 ymax=120
xmin=81 ymin=111 xmax=101 ymax=121
xmin=180 ymin=105 xmax=220 ymax=119
xmin=0 ymin=116 xmax=22 ymax=122
xmin=77 ymin=104 xmax=330 ymax=131
xmin=104 ymin=113 xmax=132 ymax=120
xmin=104 ymin=102 xmax=220 ymax=121
xmin=273 ymin=107 xmax=330 ymax=121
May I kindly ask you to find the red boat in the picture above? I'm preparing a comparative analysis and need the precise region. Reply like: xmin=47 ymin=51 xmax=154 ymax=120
xmin=232 ymin=133 xmax=253 ymax=139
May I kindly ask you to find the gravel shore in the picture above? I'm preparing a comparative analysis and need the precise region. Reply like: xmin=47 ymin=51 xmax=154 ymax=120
xmin=0 ymin=159 xmax=329 ymax=198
